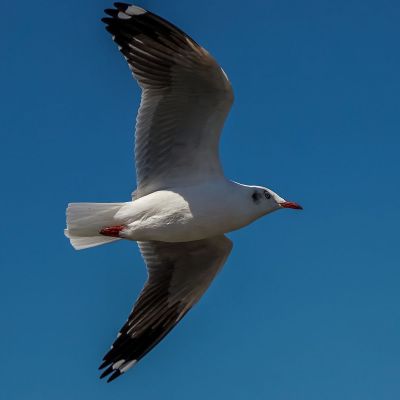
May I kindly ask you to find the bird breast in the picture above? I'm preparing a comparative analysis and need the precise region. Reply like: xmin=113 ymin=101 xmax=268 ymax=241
xmin=115 ymin=181 xmax=253 ymax=242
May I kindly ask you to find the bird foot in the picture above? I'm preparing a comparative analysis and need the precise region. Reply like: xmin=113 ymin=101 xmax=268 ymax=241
xmin=99 ymin=225 xmax=126 ymax=237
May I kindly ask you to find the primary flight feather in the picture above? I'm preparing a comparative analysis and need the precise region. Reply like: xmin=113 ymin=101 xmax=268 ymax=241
xmin=65 ymin=2 xmax=302 ymax=383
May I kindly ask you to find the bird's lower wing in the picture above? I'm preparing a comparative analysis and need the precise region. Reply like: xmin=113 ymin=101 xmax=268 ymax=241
xmin=99 ymin=235 xmax=233 ymax=382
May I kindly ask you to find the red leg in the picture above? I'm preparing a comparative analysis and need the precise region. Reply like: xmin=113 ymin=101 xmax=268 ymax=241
xmin=99 ymin=225 xmax=126 ymax=238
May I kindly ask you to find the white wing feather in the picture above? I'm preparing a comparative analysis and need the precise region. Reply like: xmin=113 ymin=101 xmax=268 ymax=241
xmin=99 ymin=235 xmax=233 ymax=381
xmin=103 ymin=4 xmax=234 ymax=198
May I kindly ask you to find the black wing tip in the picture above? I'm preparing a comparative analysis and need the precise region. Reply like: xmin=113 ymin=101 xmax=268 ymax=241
xmin=108 ymin=3 xmax=148 ymax=15
xmin=104 ymin=8 xmax=118 ymax=17
xmin=114 ymin=2 xmax=130 ymax=9
xmin=98 ymin=359 xmax=110 ymax=370
xmin=102 ymin=3 xmax=149 ymax=28
xmin=99 ymin=365 xmax=113 ymax=379
xmin=107 ymin=370 xmax=122 ymax=383
xmin=99 ymin=364 xmax=123 ymax=383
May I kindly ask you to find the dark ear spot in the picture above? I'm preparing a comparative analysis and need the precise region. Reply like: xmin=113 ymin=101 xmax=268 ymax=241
xmin=252 ymin=191 xmax=262 ymax=204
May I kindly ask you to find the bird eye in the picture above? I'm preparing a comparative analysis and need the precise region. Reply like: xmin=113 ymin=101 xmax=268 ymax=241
xmin=264 ymin=190 xmax=271 ymax=199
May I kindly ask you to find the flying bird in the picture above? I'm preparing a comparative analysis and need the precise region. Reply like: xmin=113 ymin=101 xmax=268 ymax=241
xmin=65 ymin=2 xmax=302 ymax=382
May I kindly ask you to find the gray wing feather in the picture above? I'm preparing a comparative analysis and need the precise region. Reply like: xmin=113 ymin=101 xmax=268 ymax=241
xmin=99 ymin=235 xmax=233 ymax=382
xmin=103 ymin=4 xmax=234 ymax=198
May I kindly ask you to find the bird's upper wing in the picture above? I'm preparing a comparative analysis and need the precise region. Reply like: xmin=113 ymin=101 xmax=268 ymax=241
xmin=102 ymin=3 xmax=234 ymax=198
xmin=99 ymin=235 xmax=232 ymax=382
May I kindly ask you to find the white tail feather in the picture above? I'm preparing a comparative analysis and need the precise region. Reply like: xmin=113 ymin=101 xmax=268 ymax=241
xmin=65 ymin=202 xmax=125 ymax=250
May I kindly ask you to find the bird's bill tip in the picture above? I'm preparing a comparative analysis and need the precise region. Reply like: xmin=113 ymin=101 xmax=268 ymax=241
xmin=279 ymin=201 xmax=303 ymax=210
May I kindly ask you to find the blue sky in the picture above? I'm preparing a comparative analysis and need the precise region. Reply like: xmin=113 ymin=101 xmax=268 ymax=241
xmin=1 ymin=0 xmax=400 ymax=398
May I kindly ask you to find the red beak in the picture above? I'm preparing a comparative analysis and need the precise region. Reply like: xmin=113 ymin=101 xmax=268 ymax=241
xmin=280 ymin=201 xmax=303 ymax=210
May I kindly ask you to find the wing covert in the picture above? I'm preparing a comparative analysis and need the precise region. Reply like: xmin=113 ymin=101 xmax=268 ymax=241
xmin=99 ymin=235 xmax=232 ymax=382
xmin=102 ymin=3 xmax=234 ymax=198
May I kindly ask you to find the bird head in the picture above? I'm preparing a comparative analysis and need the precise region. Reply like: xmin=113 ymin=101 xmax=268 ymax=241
xmin=249 ymin=186 xmax=303 ymax=216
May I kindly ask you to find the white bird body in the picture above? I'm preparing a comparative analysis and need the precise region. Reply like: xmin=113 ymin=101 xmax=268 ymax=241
xmin=64 ymin=3 xmax=302 ymax=382
xmin=114 ymin=180 xmax=283 ymax=242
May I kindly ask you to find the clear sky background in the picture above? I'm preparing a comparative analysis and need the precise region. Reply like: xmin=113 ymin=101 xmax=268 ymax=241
xmin=1 ymin=0 xmax=400 ymax=399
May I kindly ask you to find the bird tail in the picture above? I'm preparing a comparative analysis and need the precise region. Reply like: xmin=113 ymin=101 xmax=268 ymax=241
xmin=65 ymin=202 xmax=125 ymax=250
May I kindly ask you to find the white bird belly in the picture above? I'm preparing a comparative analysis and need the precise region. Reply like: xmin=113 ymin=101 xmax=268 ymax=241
xmin=114 ymin=182 xmax=252 ymax=242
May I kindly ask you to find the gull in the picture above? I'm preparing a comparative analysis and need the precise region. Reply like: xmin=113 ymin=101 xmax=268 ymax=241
xmin=65 ymin=2 xmax=302 ymax=383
